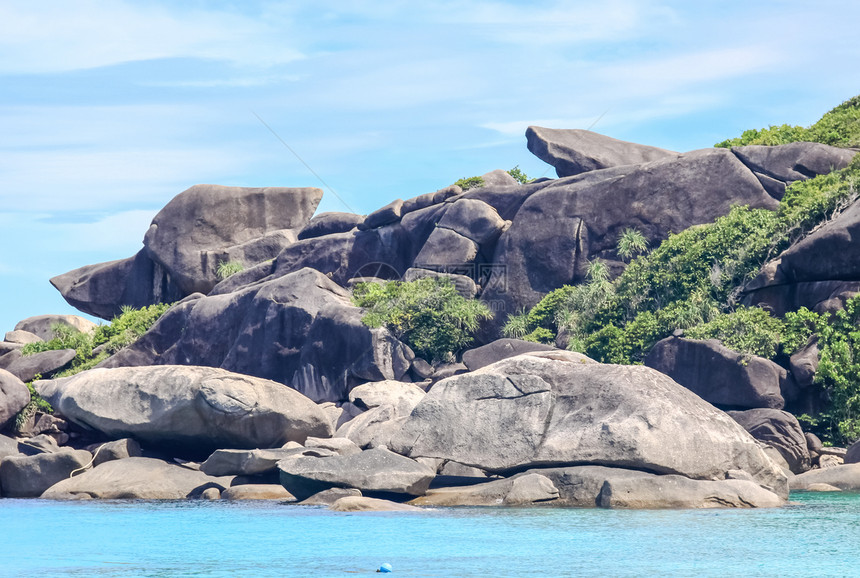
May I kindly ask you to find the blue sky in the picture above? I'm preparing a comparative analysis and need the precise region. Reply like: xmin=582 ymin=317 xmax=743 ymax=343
xmin=1 ymin=0 xmax=859 ymax=331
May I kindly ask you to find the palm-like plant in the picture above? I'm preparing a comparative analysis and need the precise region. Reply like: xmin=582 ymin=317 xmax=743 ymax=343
xmin=617 ymin=228 xmax=649 ymax=261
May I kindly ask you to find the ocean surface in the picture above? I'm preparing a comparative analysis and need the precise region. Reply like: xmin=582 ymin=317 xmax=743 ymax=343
xmin=2 ymin=492 xmax=859 ymax=577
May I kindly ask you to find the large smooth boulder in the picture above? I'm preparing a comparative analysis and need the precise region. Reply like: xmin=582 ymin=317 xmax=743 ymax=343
xmin=51 ymin=250 xmax=185 ymax=320
xmin=143 ymin=184 xmax=322 ymax=295
xmin=329 ymin=496 xmax=421 ymax=512
xmin=0 ymin=449 xmax=92 ymax=497
xmin=277 ymin=447 xmax=435 ymax=501
xmin=5 ymin=349 xmax=77 ymax=383
xmin=4 ymin=331 xmax=42 ymax=345
xmin=732 ymin=142 xmax=856 ymax=193
xmin=41 ymin=457 xmax=233 ymax=499
xmin=348 ymin=381 xmax=425 ymax=414
xmin=91 ymin=438 xmax=142 ymax=467
xmin=743 ymin=196 xmax=860 ymax=314
xmin=0 ymin=369 xmax=29 ymax=430
xmin=102 ymin=268 xmax=411 ymax=403
xmin=526 ymin=127 xmax=677 ymax=177
xmin=790 ymin=464 xmax=860 ymax=491
xmin=14 ymin=315 xmax=97 ymax=341
xmin=412 ymin=473 xmax=560 ymax=507
xmin=298 ymin=212 xmax=364 ymax=240
xmin=335 ymin=382 xmax=426 ymax=449
xmin=0 ymin=434 xmax=22 ymax=460
xmin=200 ymin=448 xmax=303 ymax=476
xmin=644 ymin=336 xmax=787 ymax=410
xmin=36 ymin=365 xmax=333 ymax=457
xmin=481 ymin=148 xmax=778 ymax=319
xmin=390 ymin=352 xmax=788 ymax=497
xmin=462 ymin=339 xmax=556 ymax=371
xmin=727 ymin=409 xmax=811 ymax=474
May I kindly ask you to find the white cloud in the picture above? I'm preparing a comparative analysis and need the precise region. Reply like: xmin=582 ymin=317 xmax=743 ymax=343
xmin=0 ymin=0 xmax=304 ymax=74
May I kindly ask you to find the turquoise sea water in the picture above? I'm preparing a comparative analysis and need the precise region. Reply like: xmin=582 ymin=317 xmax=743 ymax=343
xmin=2 ymin=492 xmax=859 ymax=577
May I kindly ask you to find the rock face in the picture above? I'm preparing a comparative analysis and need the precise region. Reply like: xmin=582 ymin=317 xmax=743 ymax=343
xmin=5 ymin=349 xmax=77 ymax=383
xmin=91 ymin=438 xmax=142 ymax=467
xmin=298 ymin=212 xmax=364 ymax=240
xmin=645 ymin=337 xmax=787 ymax=410
xmin=391 ymin=352 xmax=788 ymax=497
xmin=14 ymin=315 xmax=97 ymax=341
xmin=526 ymin=127 xmax=677 ymax=177
xmin=727 ymin=409 xmax=811 ymax=474
xmin=790 ymin=464 xmax=860 ymax=491
xmin=36 ymin=365 xmax=333 ymax=457
xmin=0 ymin=369 xmax=30 ymax=430
xmin=101 ymin=268 xmax=412 ymax=403
xmin=278 ymin=447 xmax=435 ymax=501
xmin=41 ymin=457 xmax=233 ymax=499
xmin=143 ymin=184 xmax=322 ymax=295
xmin=412 ymin=473 xmax=560 ymax=507
xmin=0 ymin=449 xmax=92 ymax=497
xmin=462 ymin=339 xmax=557 ymax=371
xmin=200 ymin=448 xmax=303 ymax=476
xmin=743 ymin=193 xmax=860 ymax=314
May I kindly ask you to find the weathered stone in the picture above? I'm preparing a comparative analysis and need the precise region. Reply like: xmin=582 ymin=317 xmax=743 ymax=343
xmin=348 ymin=381 xmax=425 ymax=414
xmin=403 ymin=268 xmax=477 ymax=299
xmin=412 ymin=473 xmax=558 ymax=507
xmin=819 ymin=455 xmax=844 ymax=469
xmin=0 ymin=449 xmax=92 ymax=497
xmin=645 ymin=337 xmax=786 ymax=410
xmin=36 ymin=365 xmax=332 ymax=457
xmin=41 ymin=457 xmax=233 ymax=499
xmin=143 ymin=184 xmax=322 ymax=295
xmin=0 ymin=368 xmax=29 ymax=430
xmin=526 ymin=126 xmax=677 ymax=177
xmin=17 ymin=434 xmax=61 ymax=455
xmin=844 ymin=438 xmax=860 ymax=465
xmin=480 ymin=169 xmax=519 ymax=187
xmin=595 ymin=473 xmax=783 ymax=509
xmin=201 ymin=487 xmax=221 ymax=500
xmin=91 ymin=438 xmax=142 ymax=467
xmin=805 ymin=483 xmax=842 ymax=492
xmin=391 ymin=352 xmax=788 ymax=497
xmin=413 ymin=227 xmax=478 ymax=269
xmin=362 ymin=199 xmax=404 ymax=229
xmin=436 ymin=199 xmax=506 ymax=246
xmin=727 ymin=409 xmax=810 ymax=473
xmin=462 ymin=339 xmax=558 ymax=372
xmin=410 ymin=358 xmax=434 ymax=379
xmin=304 ymin=436 xmax=362 ymax=456
xmin=732 ymin=142 xmax=856 ymax=187
xmin=335 ymin=405 xmax=408 ymax=450
xmin=0 ymin=434 xmax=22 ymax=460
xmin=438 ymin=461 xmax=487 ymax=478
xmin=51 ymin=250 xmax=185 ymax=320
xmin=5 ymin=349 xmax=76 ymax=383
xmin=4 ymin=330 xmax=41 ymax=345
xmin=298 ymin=212 xmax=364 ymax=240
xmin=791 ymin=464 xmax=860 ymax=491
xmin=299 ymin=487 xmax=362 ymax=506
xmin=278 ymin=447 xmax=435 ymax=500
xmin=401 ymin=186 xmax=461 ymax=215
xmin=329 ymin=496 xmax=420 ymax=512
xmin=14 ymin=315 xmax=97 ymax=341
xmin=103 ymin=268 xmax=411 ymax=404
xmin=199 ymin=448 xmax=303 ymax=476
xmin=221 ymin=484 xmax=294 ymax=501
xmin=790 ymin=338 xmax=820 ymax=389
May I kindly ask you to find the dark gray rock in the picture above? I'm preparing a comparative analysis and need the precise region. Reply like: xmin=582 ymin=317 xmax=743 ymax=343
xmin=480 ymin=169 xmax=519 ymax=187
xmin=0 ymin=368 xmax=29 ymax=430
xmin=298 ymin=212 xmax=364 ymax=240
xmin=102 ymin=268 xmax=411 ymax=403
xmin=844 ymin=439 xmax=860 ymax=465
xmin=298 ymin=487 xmax=362 ymax=506
xmin=403 ymin=268 xmax=477 ymax=298
xmin=732 ymin=142 xmax=856 ymax=186
xmin=806 ymin=432 xmax=824 ymax=458
xmin=41 ymin=457 xmax=233 ymax=500
xmin=526 ymin=126 xmax=677 ymax=177
xmin=401 ymin=186 xmax=461 ymax=215
xmin=790 ymin=338 xmax=820 ymax=389
xmin=143 ymin=184 xmax=322 ymax=295
xmin=278 ymin=447 xmax=435 ymax=500
xmin=644 ymin=337 xmax=787 ymax=410
xmin=209 ymin=261 xmax=274 ymax=296
xmin=437 ymin=198 xmax=506 ymax=246
xmin=5 ymin=349 xmax=76 ymax=383
xmin=17 ymin=434 xmax=61 ymax=455
xmin=413 ymin=473 xmax=557 ymax=506
xmin=0 ymin=449 xmax=92 ymax=497
xmin=51 ymin=249 xmax=185 ymax=320
xmin=413 ymin=228 xmax=478 ymax=269
xmin=362 ymin=199 xmax=404 ymax=229
xmin=390 ymin=351 xmax=788 ymax=497
xmin=36 ymin=365 xmax=333 ymax=457
xmin=14 ymin=315 xmax=97 ymax=341
xmin=91 ymin=438 xmax=142 ymax=467
xmin=727 ymin=409 xmax=811 ymax=474
xmin=200 ymin=448 xmax=304 ymax=476
xmin=304 ymin=436 xmax=362 ymax=456
xmin=0 ymin=434 xmax=21 ymax=460
xmin=482 ymin=148 xmax=777 ymax=322
xmin=0 ymin=349 xmax=21 ymax=371
xmin=462 ymin=338 xmax=556 ymax=371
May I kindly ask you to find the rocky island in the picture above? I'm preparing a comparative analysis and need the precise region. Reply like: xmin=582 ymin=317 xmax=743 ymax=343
xmin=1 ymin=96 xmax=859 ymax=509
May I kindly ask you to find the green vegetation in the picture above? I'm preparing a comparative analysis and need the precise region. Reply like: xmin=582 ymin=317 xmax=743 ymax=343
xmin=21 ymin=303 xmax=172 ymax=379
xmin=715 ymin=95 xmax=860 ymax=148
xmin=216 ymin=260 xmax=244 ymax=280
xmin=453 ymin=176 xmax=485 ymax=191
xmin=13 ymin=377 xmax=54 ymax=433
xmin=616 ymin=228 xmax=649 ymax=261
xmin=353 ymin=277 xmax=492 ymax=363
xmin=507 ymin=166 xmax=531 ymax=184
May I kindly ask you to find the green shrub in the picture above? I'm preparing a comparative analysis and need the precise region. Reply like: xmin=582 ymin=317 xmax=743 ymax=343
xmin=507 ymin=166 xmax=531 ymax=184
xmin=685 ymin=307 xmax=785 ymax=359
xmin=453 ymin=176 xmax=485 ymax=191
xmin=13 ymin=377 xmax=54 ymax=433
xmin=353 ymin=278 xmax=492 ymax=362
xmin=216 ymin=260 xmax=244 ymax=280
xmin=616 ymin=228 xmax=649 ymax=261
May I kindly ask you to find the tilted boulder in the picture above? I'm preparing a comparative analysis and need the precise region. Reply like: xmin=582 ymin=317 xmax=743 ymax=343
xmin=143 ymin=184 xmax=322 ymax=295
xmin=5 ymin=349 xmax=77 ymax=383
xmin=462 ymin=338 xmax=556 ymax=371
xmin=35 ymin=365 xmax=333 ymax=457
xmin=644 ymin=336 xmax=787 ymax=410
xmin=200 ymin=448 xmax=304 ymax=476
xmin=727 ymin=409 xmax=811 ymax=474
xmin=526 ymin=126 xmax=677 ymax=177
xmin=4 ymin=330 xmax=42 ymax=345
xmin=101 ymin=268 xmax=412 ymax=403
xmin=278 ymin=446 xmax=435 ymax=501
xmin=0 ymin=369 xmax=30 ymax=430
xmin=298 ymin=212 xmax=364 ymax=240
xmin=14 ymin=314 xmax=97 ymax=341
xmin=41 ymin=457 xmax=233 ymax=499
xmin=412 ymin=473 xmax=560 ymax=507
xmin=0 ymin=449 xmax=92 ymax=498
xmin=790 ymin=464 xmax=860 ymax=491
xmin=390 ymin=352 xmax=788 ymax=497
